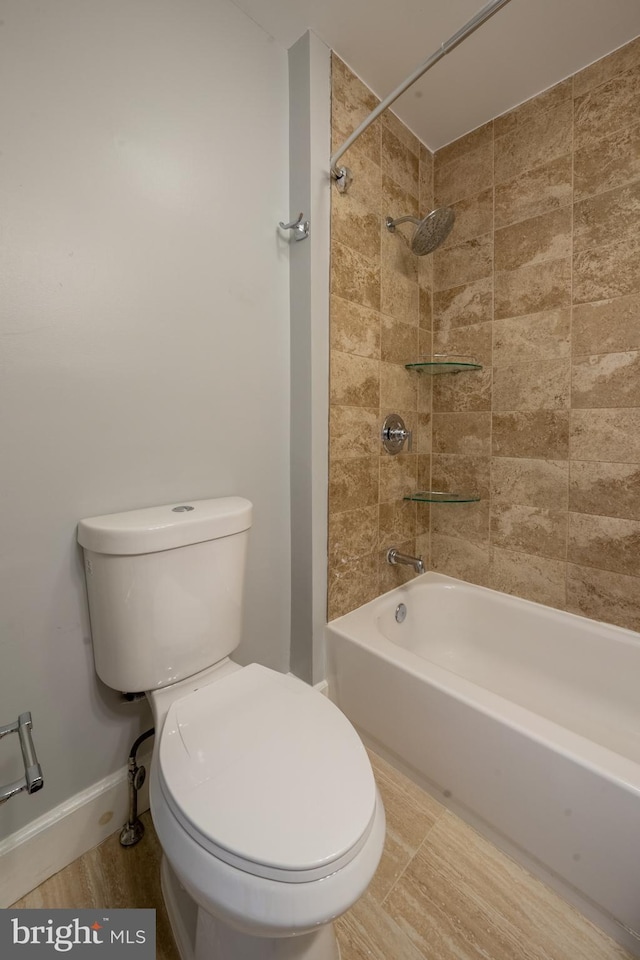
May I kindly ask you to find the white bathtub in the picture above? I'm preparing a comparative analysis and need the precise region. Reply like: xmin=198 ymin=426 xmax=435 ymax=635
xmin=325 ymin=572 xmax=640 ymax=955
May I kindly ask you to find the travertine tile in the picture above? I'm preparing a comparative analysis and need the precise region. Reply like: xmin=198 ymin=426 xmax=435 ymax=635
xmin=331 ymin=240 xmax=380 ymax=309
xmin=490 ymin=546 xmax=566 ymax=607
xmin=432 ymin=411 xmax=491 ymax=456
xmin=491 ymin=502 xmax=568 ymax=560
xmin=431 ymin=499 xmax=490 ymax=545
xmin=433 ymin=276 xmax=493 ymax=331
xmin=383 ymin=173 xmax=420 ymax=224
xmin=366 ymin=750 xmax=444 ymax=903
xmin=574 ymin=120 xmax=640 ymax=202
xmin=494 ymin=99 xmax=572 ymax=184
xmin=382 ymin=125 xmax=419 ymax=199
xmin=331 ymin=295 xmax=381 ymax=359
xmin=491 ymin=457 xmax=569 ymax=510
xmin=379 ymin=454 xmax=417 ymax=503
xmin=568 ymin=512 xmax=640 ymax=578
xmin=329 ymin=457 xmax=379 ymax=513
xmin=432 ymin=453 xmax=490 ymax=500
xmin=432 ymin=367 xmax=492 ymax=413
xmin=13 ymin=813 xmax=178 ymax=960
xmin=573 ymin=236 xmax=640 ymax=304
xmin=380 ymin=361 xmax=417 ymax=410
xmin=380 ymin=264 xmax=419 ymax=324
xmin=381 ymin=225 xmax=419 ymax=287
xmin=328 ymin=505 xmax=378 ymax=565
xmin=495 ymin=257 xmax=571 ymax=320
xmin=336 ymin=893 xmax=424 ymax=960
xmin=378 ymin=500 xmax=417 ymax=551
xmin=492 ymin=411 xmax=569 ymax=459
xmin=570 ymin=408 xmax=640 ymax=462
xmin=433 ymin=233 xmax=493 ymax=292
xmin=440 ymin=188 xmax=493 ymax=250
xmin=434 ymin=319 xmax=493 ymax=366
xmin=417 ymin=372 xmax=432 ymax=413
xmin=418 ymin=287 xmax=432 ymax=329
xmin=495 ymin=208 xmax=572 ymax=273
xmin=495 ymin=155 xmax=572 ymax=228
xmin=434 ymin=142 xmax=493 ymax=206
xmin=435 ymin=120 xmax=494 ymax=168
xmin=574 ymin=62 xmax=640 ymax=150
xmin=382 ymin=110 xmax=420 ymax=158
xmin=328 ymin=551 xmax=379 ymax=620
xmin=385 ymin=812 xmax=631 ymax=960
xmin=430 ymin=532 xmax=491 ymax=585
xmin=332 ymin=201 xmax=381 ymax=264
xmin=566 ymin=562 xmax=640 ymax=632
xmin=415 ymin=412 xmax=432 ymax=455
xmin=330 ymin=405 xmax=380 ymax=460
xmin=572 ymin=294 xmax=640 ymax=357
xmin=416 ymin=454 xmax=431 ymax=492
xmin=331 ymin=351 xmax=380 ymax=407
xmin=419 ymin=144 xmax=434 ymax=213
xmin=573 ymin=35 xmax=640 ymax=98
xmin=569 ymin=460 xmax=640 ymax=520
xmin=331 ymin=55 xmax=381 ymax=166
xmin=494 ymin=79 xmax=572 ymax=139
xmin=493 ymin=308 xmax=570 ymax=366
xmin=492 ymin=358 xmax=570 ymax=411
xmin=573 ymin=181 xmax=640 ymax=255
xmin=381 ymin=316 xmax=419 ymax=365
xmin=572 ymin=351 xmax=640 ymax=408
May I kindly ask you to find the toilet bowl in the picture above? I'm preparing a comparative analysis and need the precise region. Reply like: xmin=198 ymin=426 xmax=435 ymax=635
xmin=148 ymin=662 xmax=385 ymax=958
xmin=77 ymin=498 xmax=385 ymax=960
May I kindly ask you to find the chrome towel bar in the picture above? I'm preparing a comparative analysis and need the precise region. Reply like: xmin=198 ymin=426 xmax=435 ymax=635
xmin=0 ymin=711 xmax=44 ymax=804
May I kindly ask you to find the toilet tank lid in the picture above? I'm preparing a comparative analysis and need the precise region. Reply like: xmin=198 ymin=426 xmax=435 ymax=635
xmin=77 ymin=497 xmax=252 ymax=555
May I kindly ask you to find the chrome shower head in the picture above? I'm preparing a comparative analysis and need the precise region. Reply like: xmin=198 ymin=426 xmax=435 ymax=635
xmin=385 ymin=206 xmax=455 ymax=256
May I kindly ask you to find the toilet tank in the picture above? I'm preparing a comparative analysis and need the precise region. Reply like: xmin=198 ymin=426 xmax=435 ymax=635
xmin=77 ymin=498 xmax=252 ymax=693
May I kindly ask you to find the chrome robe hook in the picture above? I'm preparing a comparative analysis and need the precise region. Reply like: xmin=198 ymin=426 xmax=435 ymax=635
xmin=278 ymin=212 xmax=310 ymax=241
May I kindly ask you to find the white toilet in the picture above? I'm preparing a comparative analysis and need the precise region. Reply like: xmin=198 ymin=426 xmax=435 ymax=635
xmin=77 ymin=497 xmax=385 ymax=960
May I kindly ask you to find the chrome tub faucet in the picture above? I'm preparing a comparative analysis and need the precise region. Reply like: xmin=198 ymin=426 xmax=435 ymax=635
xmin=387 ymin=548 xmax=424 ymax=575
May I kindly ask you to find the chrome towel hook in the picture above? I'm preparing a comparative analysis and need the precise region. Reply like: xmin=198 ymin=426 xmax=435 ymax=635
xmin=278 ymin=212 xmax=310 ymax=241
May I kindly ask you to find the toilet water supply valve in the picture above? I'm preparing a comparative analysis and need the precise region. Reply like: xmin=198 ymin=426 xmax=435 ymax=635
xmin=120 ymin=727 xmax=155 ymax=847
xmin=0 ymin=711 xmax=44 ymax=804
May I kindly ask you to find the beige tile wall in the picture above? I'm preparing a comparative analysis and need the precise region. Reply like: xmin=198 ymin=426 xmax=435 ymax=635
xmin=430 ymin=35 xmax=640 ymax=629
xmin=329 ymin=37 xmax=640 ymax=630
xmin=329 ymin=55 xmax=433 ymax=619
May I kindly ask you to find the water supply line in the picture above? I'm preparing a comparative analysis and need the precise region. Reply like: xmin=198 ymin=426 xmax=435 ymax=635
xmin=330 ymin=0 xmax=513 ymax=192
xmin=120 ymin=727 xmax=155 ymax=848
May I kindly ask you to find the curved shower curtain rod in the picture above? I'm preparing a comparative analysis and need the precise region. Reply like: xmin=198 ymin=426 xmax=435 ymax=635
xmin=330 ymin=0 xmax=513 ymax=192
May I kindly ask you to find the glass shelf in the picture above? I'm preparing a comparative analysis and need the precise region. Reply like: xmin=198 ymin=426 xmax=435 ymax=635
xmin=405 ymin=354 xmax=482 ymax=375
xmin=403 ymin=491 xmax=481 ymax=503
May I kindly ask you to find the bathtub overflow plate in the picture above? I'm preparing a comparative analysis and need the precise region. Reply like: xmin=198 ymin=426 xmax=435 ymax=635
xmin=395 ymin=603 xmax=407 ymax=623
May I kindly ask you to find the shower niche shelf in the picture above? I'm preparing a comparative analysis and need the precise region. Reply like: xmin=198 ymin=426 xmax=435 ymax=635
xmin=405 ymin=355 xmax=482 ymax=375
xmin=403 ymin=491 xmax=481 ymax=503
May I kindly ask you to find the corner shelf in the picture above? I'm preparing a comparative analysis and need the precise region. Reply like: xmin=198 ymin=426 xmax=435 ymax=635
xmin=405 ymin=355 xmax=482 ymax=375
xmin=403 ymin=491 xmax=481 ymax=503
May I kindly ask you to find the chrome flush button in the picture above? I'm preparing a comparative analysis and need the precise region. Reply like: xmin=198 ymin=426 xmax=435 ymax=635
xmin=172 ymin=505 xmax=195 ymax=512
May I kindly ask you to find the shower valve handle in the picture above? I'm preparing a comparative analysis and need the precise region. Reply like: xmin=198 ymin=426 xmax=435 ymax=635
xmin=382 ymin=414 xmax=412 ymax=454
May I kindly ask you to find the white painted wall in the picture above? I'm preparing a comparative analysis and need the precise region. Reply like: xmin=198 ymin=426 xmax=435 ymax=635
xmin=288 ymin=32 xmax=331 ymax=685
xmin=0 ymin=0 xmax=290 ymax=840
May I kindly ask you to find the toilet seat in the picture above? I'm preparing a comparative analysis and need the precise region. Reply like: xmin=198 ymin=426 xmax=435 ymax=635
xmin=157 ymin=664 xmax=377 ymax=884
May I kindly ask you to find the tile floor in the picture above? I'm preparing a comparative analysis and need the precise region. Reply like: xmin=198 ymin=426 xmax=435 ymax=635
xmin=12 ymin=750 xmax=635 ymax=960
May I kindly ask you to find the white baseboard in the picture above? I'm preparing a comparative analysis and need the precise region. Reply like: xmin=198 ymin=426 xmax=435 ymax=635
xmin=0 ymin=751 xmax=151 ymax=908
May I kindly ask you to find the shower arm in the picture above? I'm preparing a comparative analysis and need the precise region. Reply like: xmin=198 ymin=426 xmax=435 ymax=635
xmin=330 ymin=0 xmax=513 ymax=192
